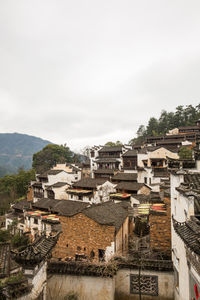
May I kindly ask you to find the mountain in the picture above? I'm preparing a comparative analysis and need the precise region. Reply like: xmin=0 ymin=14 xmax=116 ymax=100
xmin=0 ymin=133 xmax=52 ymax=176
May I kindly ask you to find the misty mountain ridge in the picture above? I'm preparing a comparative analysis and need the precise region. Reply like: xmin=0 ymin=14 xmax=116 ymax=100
xmin=0 ymin=133 xmax=52 ymax=176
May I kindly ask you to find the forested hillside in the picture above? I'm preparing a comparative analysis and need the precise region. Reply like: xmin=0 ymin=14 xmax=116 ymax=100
xmin=0 ymin=133 xmax=51 ymax=176
xmin=131 ymin=104 xmax=200 ymax=144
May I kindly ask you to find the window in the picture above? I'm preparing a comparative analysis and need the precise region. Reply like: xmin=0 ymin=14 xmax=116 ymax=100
xmin=90 ymin=250 xmax=95 ymax=259
xmin=78 ymin=195 xmax=83 ymax=200
xmin=144 ymin=177 xmax=147 ymax=184
xmin=34 ymin=218 xmax=38 ymax=224
xmin=98 ymin=249 xmax=105 ymax=262
xmin=130 ymin=274 xmax=158 ymax=296
xmin=77 ymin=246 xmax=81 ymax=251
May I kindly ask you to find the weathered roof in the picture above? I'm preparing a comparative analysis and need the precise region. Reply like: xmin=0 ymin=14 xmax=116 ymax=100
xmin=99 ymin=146 xmax=123 ymax=152
xmin=47 ymin=182 xmax=69 ymax=189
xmin=32 ymin=182 xmax=43 ymax=188
xmin=13 ymin=200 xmax=32 ymax=211
xmin=95 ymin=158 xmax=121 ymax=163
xmin=0 ymin=243 xmax=10 ymax=278
xmin=173 ymin=216 xmax=200 ymax=255
xmin=0 ymin=243 xmax=19 ymax=278
xmin=112 ymin=173 xmax=137 ymax=182
xmin=184 ymin=173 xmax=200 ymax=189
xmin=94 ymin=169 xmax=115 ymax=175
xmin=116 ymin=182 xmax=148 ymax=192
xmin=122 ymin=150 xmax=137 ymax=157
xmin=11 ymin=234 xmax=59 ymax=266
xmin=38 ymin=169 xmax=64 ymax=178
xmin=32 ymin=198 xmax=89 ymax=217
xmin=179 ymin=125 xmax=200 ymax=130
xmin=72 ymin=178 xmax=108 ymax=189
xmin=83 ymin=201 xmax=128 ymax=232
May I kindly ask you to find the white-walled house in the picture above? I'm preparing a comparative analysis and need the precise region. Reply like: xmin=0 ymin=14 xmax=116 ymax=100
xmin=31 ymin=168 xmax=80 ymax=202
xmin=137 ymin=146 xmax=179 ymax=192
xmin=170 ymin=169 xmax=200 ymax=300
xmin=66 ymin=178 xmax=116 ymax=204
xmin=44 ymin=182 xmax=70 ymax=200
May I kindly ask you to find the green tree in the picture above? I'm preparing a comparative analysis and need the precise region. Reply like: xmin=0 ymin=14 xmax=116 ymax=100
xmin=105 ymin=141 xmax=123 ymax=146
xmin=11 ymin=233 xmax=29 ymax=249
xmin=0 ymin=169 xmax=35 ymax=212
xmin=178 ymin=146 xmax=193 ymax=160
xmin=32 ymin=144 xmax=73 ymax=173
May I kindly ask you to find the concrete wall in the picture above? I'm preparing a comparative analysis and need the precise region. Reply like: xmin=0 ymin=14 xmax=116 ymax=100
xmin=47 ymin=274 xmax=115 ymax=300
xmin=115 ymin=268 xmax=174 ymax=300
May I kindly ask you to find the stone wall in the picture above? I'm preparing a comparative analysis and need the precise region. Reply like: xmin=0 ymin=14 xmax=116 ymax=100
xmin=52 ymin=213 xmax=116 ymax=262
xmin=149 ymin=195 xmax=171 ymax=255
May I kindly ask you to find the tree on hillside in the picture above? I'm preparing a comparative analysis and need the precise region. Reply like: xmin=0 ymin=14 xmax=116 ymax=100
xmin=130 ymin=104 xmax=200 ymax=143
xmin=0 ymin=169 xmax=35 ymax=200
xmin=178 ymin=146 xmax=193 ymax=160
xmin=32 ymin=144 xmax=73 ymax=174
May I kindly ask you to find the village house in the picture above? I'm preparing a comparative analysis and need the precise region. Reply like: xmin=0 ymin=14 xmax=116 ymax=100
xmin=88 ymin=145 xmax=132 ymax=177
xmin=66 ymin=178 xmax=116 ymax=203
xmin=44 ymin=182 xmax=69 ymax=200
xmin=9 ymin=233 xmax=59 ymax=300
xmin=115 ymin=181 xmax=151 ymax=195
xmin=170 ymin=168 xmax=200 ymax=300
xmin=30 ymin=167 xmax=81 ymax=202
xmin=122 ymin=149 xmax=138 ymax=172
xmin=137 ymin=146 xmax=179 ymax=192
xmin=53 ymin=201 xmax=129 ymax=262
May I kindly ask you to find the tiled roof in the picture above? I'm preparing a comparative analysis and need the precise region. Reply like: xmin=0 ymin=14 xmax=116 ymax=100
xmin=122 ymin=150 xmax=137 ymax=157
xmin=32 ymin=182 xmax=43 ymax=188
xmin=94 ymin=169 xmax=115 ymax=174
xmin=184 ymin=174 xmax=200 ymax=189
xmin=173 ymin=216 xmax=200 ymax=255
xmin=99 ymin=146 xmax=123 ymax=152
xmin=96 ymin=158 xmax=121 ymax=163
xmin=47 ymin=182 xmax=69 ymax=189
xmin=13 ymin=200 xmax=32 ymax=211
xmin=116 ymin=182 xmax=147 ymax=192
xmin=83 ymin=201 xmax=128 ymax=232
xmin=32 ymin=199 xmax=89 ymax=217
xmin=112 ymin=173 xmax=137 ymax=181
xmin=0 ymin=243 xmax=19 ymax=278
xmin=179 ymin=126 xmax=200 ymax=130
xmin=38 ymin=169 xmax=64 ymax=178
xmin=11 ymin=234 xmax=59 ymax=266
xmin=72 ymin=178 xmax=108 ymax=189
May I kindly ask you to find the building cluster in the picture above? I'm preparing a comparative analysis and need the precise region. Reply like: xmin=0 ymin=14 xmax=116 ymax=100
xmin=1 ymin=121 xmax=200 ymax=299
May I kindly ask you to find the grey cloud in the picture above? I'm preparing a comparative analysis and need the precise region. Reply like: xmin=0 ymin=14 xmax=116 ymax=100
xmin=1 ymin=0 xmax=200 ymax=150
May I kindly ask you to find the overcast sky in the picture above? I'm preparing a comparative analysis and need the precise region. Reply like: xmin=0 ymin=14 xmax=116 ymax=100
xmin=0 ymin=0 xmax=200 ymax=152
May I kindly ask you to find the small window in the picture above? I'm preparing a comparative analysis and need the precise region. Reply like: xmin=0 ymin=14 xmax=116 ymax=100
xmin=98 ymin=249 xmax=105 ymax=262
xmin=90 ymin=250 xmax=95 ymax=259
xmin=130 ymin=274 xmax=158 ymax=296
xmin=34 ymin=218 xmax=38 ymax=224
xmin=144 ymin=177 xmax=147 ymax=184
xmin=77 ymin=246 xmax=81 ymax=251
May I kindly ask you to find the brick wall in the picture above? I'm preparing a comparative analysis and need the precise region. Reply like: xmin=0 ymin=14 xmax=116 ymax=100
xmin=53 ymin=213 xmax=116 ymax=262
xmin=149 ymin=194 xmax=171 ymax=256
